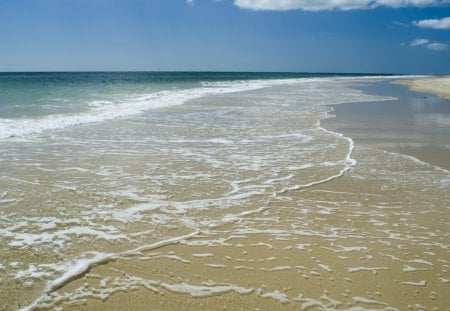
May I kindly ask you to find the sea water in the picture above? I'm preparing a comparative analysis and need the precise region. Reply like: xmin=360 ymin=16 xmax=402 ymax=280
xmin=0 ymin=72 xmax=448 ymax=310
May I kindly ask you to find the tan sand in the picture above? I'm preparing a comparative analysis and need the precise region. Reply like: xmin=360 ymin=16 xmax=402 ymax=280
xmin=34 ymin=146 xmax=450 ymax=311
xmin=395 ymin=76 xmax=450 ymax=100
xmin=386 ymin=145 xmax=450 ymax=171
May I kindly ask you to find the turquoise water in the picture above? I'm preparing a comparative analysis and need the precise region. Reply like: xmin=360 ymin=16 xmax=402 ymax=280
xmin=0 ymin=72 xmax=340 ymax=117
xmin=0 ymin=72 xmax=379 ymax=118
xmin=0 ymin=72 xmax=368 ymax=138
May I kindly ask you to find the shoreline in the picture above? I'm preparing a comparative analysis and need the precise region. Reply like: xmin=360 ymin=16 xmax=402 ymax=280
xmin=395 ymin=76 xmax=450 ymax=100
xmin=323 ymin=78 xmax=450 ymax=171
xmin=4 ymin=77 xmax=450 ymax=311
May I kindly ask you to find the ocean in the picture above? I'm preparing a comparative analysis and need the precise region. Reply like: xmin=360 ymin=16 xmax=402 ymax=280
xmin=0 ymin=72 xmax=449 ymax=310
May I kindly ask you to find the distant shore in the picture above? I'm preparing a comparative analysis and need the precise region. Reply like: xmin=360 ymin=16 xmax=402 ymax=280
xmin=395 ymin=76 xmax=450 ymax=100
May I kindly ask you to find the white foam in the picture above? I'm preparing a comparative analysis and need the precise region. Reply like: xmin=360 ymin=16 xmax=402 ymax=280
xmin=4 ymin=225 xmax=128 ymax=249
xmin=152 ymin=254 xmax=191 ymax=264
xmin=161 ymin=282 xmax=253 ymax=297
xmin=15 ymin=263 xmax=63 ymax=281
xmin=192 ymin=253 xmax=214 ymax=258
xmin=336 ymin=245 xmax=368 ymax=253
xmin=440 ymin=277 xmax=449 ymax=283
xmin=277 ymin=121 xmax=357 ymax=195
xmin=250 ymin=242 xmax=273 ymax=249
xmin=295 ymin=291 xmax=362 ymax=309
xmin=318 ymin=263 xmax=333 ymax=272
xmin=353 ymin=296 xmax=388 ymax=306
xmin=261 ymin=289 xmax=289 ymax=303
xmin=171 ymin=138 xmax=234 ymax=145
xmin=234 ymin=266 xmax=255 ymax=270
xmin=296 ymin=243 xmax=312 ymax=250
xmin=48 ymin=253 xmax=112 ymax=292
xmin=18 ymin=252 xmax=114 ymax=311
xmin=402 ymin=265 xmax=428 ymax=272
xmin=409 ymin=259 xmax=433 ymax=266
xmin=261 ymin=266 xmax=291 ymax=272
xmin=205 ymin=264 xmax=226 ymax=268
xmin=20 ymin=230 xmax=200 ymax=311
xmin=296 ymin=293 xmax=399 ymax=310
xmin=348 ymin=267 xmax=389 ymax=274
xmin=402 ymin=280 xmax=427 ymax=287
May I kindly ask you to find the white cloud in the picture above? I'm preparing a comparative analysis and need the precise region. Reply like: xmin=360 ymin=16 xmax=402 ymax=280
xmin=410 ymin=38 xmax=429 ymax=46
xmin=187 ymin=0 xmax=194 ymax=4
xmin=414 ymin=17 xmax=450 ymax=29
xmin=426 ymin=42 xmax=449 ymax=50
xmin=234 ymin=0 xmax=450 ymax=11
xmin=409 ymin=38 xmax=448 ymax=51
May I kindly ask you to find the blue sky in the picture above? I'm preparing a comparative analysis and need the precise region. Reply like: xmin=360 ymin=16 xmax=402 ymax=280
xmin=0 ymin=0 xmax=449 ymax=73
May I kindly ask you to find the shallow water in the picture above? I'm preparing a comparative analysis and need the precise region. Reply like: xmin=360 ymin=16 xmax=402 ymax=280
xmin=0 ymin=75 xmax=448 ymax=310
xmin=324 ymin=81 xmax=450 ymax=170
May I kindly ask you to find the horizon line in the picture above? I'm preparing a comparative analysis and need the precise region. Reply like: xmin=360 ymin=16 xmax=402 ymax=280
xmin=0 ymin=70 xmax=402 ymax=75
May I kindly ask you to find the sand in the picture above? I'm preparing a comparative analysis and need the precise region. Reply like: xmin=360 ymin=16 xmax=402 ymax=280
xmin=396 ymin=76 xmax=450 ymax=100
xmin=31 ymin=146 xmax=450 ymax=311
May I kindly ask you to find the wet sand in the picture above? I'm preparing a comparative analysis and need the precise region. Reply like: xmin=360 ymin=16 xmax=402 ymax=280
xmin=324 ymin=79 xmax=450 ymax=170
xmin=43 ymin=146 xmax=450 ymax=311
xmin=25 ymin=80 xmax=450 ymax=311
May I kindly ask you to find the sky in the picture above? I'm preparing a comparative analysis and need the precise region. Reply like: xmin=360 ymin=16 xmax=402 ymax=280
xmin=0 ymin=0 xmax=449 ymax=74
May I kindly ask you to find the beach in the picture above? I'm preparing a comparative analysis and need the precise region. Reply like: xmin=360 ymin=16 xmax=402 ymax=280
xmin=396 ymin=76 xmax=450 ymax=100
xmin=0 ymin=74 xmax=449 ymax=311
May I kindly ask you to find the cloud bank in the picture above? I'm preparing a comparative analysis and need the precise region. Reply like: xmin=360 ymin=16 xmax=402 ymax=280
xmin=410 ymin=38 xmax=430 ymax=46
xmin=414 ymin=16 xmax=450 ymax=29
xmin=410 ymin=38 xmax=448 ymax=50
xmin=234 ymin=0 xmax=450 ymax=11
xmin=426 ymin=42 xmax=449 ymax=50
